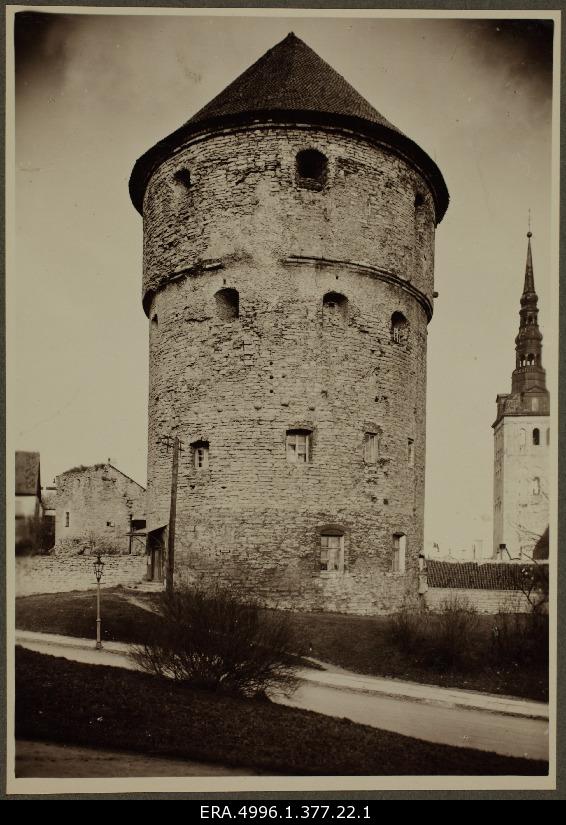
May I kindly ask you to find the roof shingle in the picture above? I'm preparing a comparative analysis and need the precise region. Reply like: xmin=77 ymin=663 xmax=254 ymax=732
xmin=426 ymin=560 xmax=542 ymax=591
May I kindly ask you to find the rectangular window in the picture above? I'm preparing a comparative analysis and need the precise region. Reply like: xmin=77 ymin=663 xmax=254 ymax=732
xmin=407 ymin=438 xmax=414 ymax=467
xmin=106 ymin=520 xmax=114 ymax=527
xmin=65 ymin=512 xmax=70 ymax=528
xmin=364 ymin=432 xmax=379 ymax=464
xmin=392 ymin=533 xmax=406 ymax=573
xmin=192 ymin=440 xmax=210 ymax=470
xmin=320 ymin=534 xmax=344 ymax=572
xmin=194 ymin=446 xmax=209 ymax=469
xmin=286 ymin=431 xmax=311 ymax=463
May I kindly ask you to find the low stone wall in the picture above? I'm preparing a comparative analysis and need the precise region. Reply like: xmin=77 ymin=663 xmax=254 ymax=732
xmin=423 ymin=587 xmax=533 ymax=614
xmin=16 ymin=555 xmax=148 ymax=597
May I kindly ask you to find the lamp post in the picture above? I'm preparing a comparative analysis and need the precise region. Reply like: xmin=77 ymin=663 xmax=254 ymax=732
xmin=93 ymin=554 xmax=105 ymax=650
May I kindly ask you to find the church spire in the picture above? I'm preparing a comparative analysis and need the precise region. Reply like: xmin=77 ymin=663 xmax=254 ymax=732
xmin=522 ymin=231 xmax=535 ymax=295
xmin=511 ymin=231 xmax=546 ymax=394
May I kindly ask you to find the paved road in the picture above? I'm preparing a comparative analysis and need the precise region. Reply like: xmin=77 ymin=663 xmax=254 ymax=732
xmin=16 ymin=740 xmax=267 ymax=778
xmin=279 ymin=682 xmax=549 ymax=762
xmin=16 ymin=631 xmax=549 ymax=763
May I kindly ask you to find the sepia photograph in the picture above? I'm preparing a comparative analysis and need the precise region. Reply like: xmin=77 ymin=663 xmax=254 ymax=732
xmin=5 ymin=5 xmax=559 ymax=796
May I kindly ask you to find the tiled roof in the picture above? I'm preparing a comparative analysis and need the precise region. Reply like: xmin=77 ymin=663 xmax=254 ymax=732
xmin=15 ymin=451 xmax=41 ymax=496
xmin=188 ymin=32 xmax=401 ymax=135
xmin=130 ymin=33 xmax=449 ymax=221
xmin=427 ymin=560 xmax=534 ymax=591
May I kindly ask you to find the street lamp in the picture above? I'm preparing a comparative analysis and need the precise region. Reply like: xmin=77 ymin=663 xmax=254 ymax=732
xmin=93 ymin=554 xmax=105 ymax=650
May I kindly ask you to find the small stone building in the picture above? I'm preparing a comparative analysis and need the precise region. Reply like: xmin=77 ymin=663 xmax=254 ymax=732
xmin=129 ymin=33 xmax=449 ymax=613
xmin=55 ymin=463 xmax=146 ymax=554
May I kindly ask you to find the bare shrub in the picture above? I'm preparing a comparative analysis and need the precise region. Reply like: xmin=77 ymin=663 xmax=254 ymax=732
xmin=132 ymin=585 xmax=299 ymax=699
xmin=491 ymin=610 xmax=549 ymax=668
xmin=385 ymin=606 xmax=424 ymax=655
xmin=423 ymin=595 xmax=480 ymax=670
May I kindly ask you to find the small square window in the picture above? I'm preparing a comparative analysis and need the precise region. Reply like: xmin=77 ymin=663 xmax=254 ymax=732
xmin=320 ymin=534 xmax=344 ymax=572
xmin=106 ymin=520 xmax=114 ymax=527
xmin=286 ymin=430 xmax=311 ymax=463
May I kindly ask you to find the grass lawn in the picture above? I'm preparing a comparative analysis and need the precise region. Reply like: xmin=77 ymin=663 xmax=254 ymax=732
xmin=16 ymin=648 xmax=548 ymax=776
xmin=16 ymin=588 xmax=548 ymax=702
xmin=286 ymin=609 xmax=549 ymax=703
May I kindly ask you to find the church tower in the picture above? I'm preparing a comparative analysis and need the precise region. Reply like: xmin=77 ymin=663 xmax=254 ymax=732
xmin=130 ymin=33 xmax=449 ymax=613
xmin=493 ymin=232 xmax=550 ymax=560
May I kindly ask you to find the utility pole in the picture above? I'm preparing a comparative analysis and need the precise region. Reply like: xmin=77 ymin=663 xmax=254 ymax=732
xmin=159 ymin=434 xmax=184 ymax=594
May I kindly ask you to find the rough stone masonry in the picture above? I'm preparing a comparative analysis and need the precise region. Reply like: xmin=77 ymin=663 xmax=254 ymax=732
xmin=129 ymin=33 xmax=449 ymax=614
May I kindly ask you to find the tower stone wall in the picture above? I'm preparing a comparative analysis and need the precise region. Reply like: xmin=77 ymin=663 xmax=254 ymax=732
xmin=132 ymin=35 xmax=448 ymax=613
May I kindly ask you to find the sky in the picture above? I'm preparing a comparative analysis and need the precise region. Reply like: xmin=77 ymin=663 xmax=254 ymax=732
xmin=10 ymin=10 xmax=556 ymax=555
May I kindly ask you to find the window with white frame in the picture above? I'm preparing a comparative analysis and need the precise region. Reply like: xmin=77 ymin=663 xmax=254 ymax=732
xmin=192 ymin=440 xmax=209 ymax=470
xmin=286 ymin=430 xmax=311 ymax=463
xmin=320 ymin=533 xmax=344 ymax=572
xmin=392 ymin=533 xmax=406 ymax=573
xmin=364 ymin=432 xmax=379 ymax=464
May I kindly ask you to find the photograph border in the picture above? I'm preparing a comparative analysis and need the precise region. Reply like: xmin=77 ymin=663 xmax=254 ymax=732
xmin=2 ymin=0 xmax=564 ymax=800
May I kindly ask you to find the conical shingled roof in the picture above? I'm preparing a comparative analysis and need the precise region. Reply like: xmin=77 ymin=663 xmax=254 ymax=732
xmin=130 ymin=33 xmax=449 ymax=220
xmin=187 ymin=33 xmax=401 ymax=135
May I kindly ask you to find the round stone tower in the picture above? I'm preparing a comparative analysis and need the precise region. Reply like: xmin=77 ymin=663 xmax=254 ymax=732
xmin=129 ymin=33 xmax=449 ymax=614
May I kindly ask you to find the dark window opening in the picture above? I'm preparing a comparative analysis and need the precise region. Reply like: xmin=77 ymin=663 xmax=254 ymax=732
xmin=296 ymin=149 xmax=328 ymax=190
xmin=215 ymin=288 xmax=239 ymax=321
xmin=65 ymin=512 xmax=70 ymax=528
xmin=533 ymin=428 xmax=540 ymax=446
xmin=173 ymin=168 xmax=192 ymax=189
xmin=414 ymin=192 xmax=425 ymax=209
xmin=391 ymin=311 xmax=409 ymax=344
xmin=322 ymin=292 xmax=348 ymax=323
